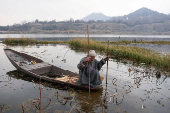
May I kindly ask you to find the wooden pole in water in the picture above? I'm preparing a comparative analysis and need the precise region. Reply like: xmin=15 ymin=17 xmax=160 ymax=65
xmin=101 ymin=98 xmax=104 ymax=113
xmin=87 ymin=25 xmax=90 ymax=96
xmin=106 ymin=40 xmax=109 ymax=84
xmin=39 ymin=77 xmax=42 ymax=113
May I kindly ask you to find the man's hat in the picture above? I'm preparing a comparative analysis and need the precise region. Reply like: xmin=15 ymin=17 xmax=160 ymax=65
xmin=89 ymin=50 xmax=96 ymax=57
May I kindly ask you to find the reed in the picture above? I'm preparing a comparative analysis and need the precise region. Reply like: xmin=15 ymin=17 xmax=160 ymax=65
xmin=3 ymin=37 xmax=67 ymax=45
xmin=109 ymin=40 xmax=170 ymax=45
xmin=3 ymin=36 xmax=38 ymax=44
xmin=68 ymin=38 xmax=170 ymax=70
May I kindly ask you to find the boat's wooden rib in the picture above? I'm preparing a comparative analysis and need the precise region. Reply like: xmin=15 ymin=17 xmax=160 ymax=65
xmin=4 ymin=48 xmax=103 ymax=91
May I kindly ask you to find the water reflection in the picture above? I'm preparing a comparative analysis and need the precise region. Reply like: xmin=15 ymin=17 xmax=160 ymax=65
xmin=74 ymin=90 xmax=103 ymax=112
xmin=6 ymin=70 xmax=33 ymax=82
xmin=6 ymin=70 xmax=104 ymax=112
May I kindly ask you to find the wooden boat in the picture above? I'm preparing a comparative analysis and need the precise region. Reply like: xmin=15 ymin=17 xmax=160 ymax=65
xmin=4 ymin=48 xmax=103 ymax=91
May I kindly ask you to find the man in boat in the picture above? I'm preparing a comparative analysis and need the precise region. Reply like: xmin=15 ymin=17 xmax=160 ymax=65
xmin=76 ymin=50 xmax=109 ymax=88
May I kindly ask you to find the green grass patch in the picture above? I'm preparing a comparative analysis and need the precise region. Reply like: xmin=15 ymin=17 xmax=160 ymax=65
xmin=3 ymin=36 xmax=67 ymax=45
xmin=68 ymin=38 xmax=170 ymax=70
xmin=109 ymin=40 xmax=170 ymax=45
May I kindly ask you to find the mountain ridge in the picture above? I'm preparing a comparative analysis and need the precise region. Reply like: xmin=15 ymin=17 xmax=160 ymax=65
xmin=82 ymin=7 xmax=169 ymax=22
xmin=81 ymin=12 xmax=111 ymax=21
xmin=1 ymin=7 xmax=170 ymax=35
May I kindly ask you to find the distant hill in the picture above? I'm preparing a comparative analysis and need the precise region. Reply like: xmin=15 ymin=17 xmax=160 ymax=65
xmin=81 ymin=13 xmax=111 ymax=22
xmin=1 ymin=7 xmax=170 ymax=35
xmin=125 ymin=7 xmax=167 ymax=19
xmin=110 ymin=7 xmax=169 ymax=26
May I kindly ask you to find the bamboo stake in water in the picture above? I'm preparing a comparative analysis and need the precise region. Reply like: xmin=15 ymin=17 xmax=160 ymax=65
xmin=87 ymin=25 xmax=90 ymax=96
xmin=101 ymin=98 xmax=104 ymax=113
xmin=22 ymin=105 xmax=24 ymax=113
xmin=39 ymin=77 xmax=42 ymax=113
xmin=106 ymin=40 xmax=109 ymax=84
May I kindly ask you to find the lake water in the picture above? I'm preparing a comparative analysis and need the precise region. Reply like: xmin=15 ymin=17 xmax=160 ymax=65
xmin=0 ymin=43 xmax=170 ymax=113
xmin=0 ymin=34 xmax=170 ymax=42
xmin=1 ymin=34 xmax=170 ymax=54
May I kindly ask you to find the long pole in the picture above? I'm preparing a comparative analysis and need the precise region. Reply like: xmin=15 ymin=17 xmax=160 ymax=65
xmin=39 ymin=77 xmax=42 ymax=113
xmin=106 ymin=40 xmax=109 ymax=84
xmin=87 ymin=25 xmax=90 ymax=96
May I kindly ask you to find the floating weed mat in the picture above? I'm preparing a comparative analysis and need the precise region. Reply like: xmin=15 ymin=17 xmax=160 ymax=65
xmin=127 ymin=64 xmax=170 ymax=87
xmin=18 ymin=86 xmax=77 ymax=112
xmin=69 ymin=97 xmax=96 ymax=113
xmin=69 ymin=101 xmax=89 ymax=113
xmin=56 ymin=88 xmax=75 ymax=105
xmin=102 ymin=88 xmax=124 ymax=105
xmin=39 ymin=86 xmax=76 ymax=112
xmin=123 ymin=85 xmax=133 ymax=94
xmin=100 ymin=88 xmax=125 ymax=113
xmin=112 ymin=78 xmax=117 ymax=86
xmin=46 ymin=87 xmax=90 ymax=113
xmin=68 ymin=38 xmax=170 ymax=70
xmin=0 ymin=102 xmax=11 ymax=113
xmin=156 ymin=76 xmax=167 ymax=86
xmin=125 ymin=65 xmax=169 ymax=111
xmin=127 ymin=65 xmax=154 ymax=88
xmin=106 ymin=64 xmax=170 ymax=112
xmin=0 ymin=74 xmax=11 ymax=82
xmin=19 ymin=97 xmax=51 ymax=113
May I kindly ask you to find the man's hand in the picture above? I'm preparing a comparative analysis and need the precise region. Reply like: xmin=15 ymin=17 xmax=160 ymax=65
xmin=84 ymin=57 xmax=91 ymax=63
xmin=105 ymin=57 xmax=109 ymax=61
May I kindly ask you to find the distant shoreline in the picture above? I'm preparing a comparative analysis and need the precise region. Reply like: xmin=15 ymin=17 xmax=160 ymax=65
xmin=0 ymin=33 xmax=170 ymax=37
xmin=1 ymin=32 xmax=170 ymax=35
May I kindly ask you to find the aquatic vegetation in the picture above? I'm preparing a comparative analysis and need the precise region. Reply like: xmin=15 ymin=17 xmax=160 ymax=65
xmin=3 ymin=36 xmax=67 ymax=45
xmin=69 ymin=38 xmax=170 ymax=70
xmin=3 ymin=36 xmax=37 ymax=44
xmin=109 ymin=40 xmax=170 ymax=45
xmin=3 ymin=37 xmax=170 ymax=70
xmin=0 ymin=103 xmax=12 ymax=112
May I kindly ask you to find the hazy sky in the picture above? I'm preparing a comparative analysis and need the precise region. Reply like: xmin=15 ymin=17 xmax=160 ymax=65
xmin=0 ymin=0 xmax=170 ymax=26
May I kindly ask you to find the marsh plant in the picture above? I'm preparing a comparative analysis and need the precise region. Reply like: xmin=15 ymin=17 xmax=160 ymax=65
xmin=3 ymin=36 xmax=37 ymax=44
xmin=109 ymin=40 xmax=170 ymax=45
xmin=3 ymin=36 xmax=66 ymax=45
xmin=69 ymin=38 xmax=170 ymax=70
